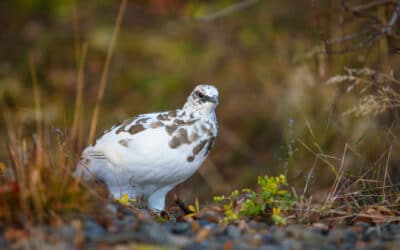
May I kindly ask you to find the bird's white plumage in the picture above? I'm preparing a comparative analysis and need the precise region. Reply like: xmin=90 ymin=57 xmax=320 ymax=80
xmin=75 ymin=84 xmax=218 ymax=211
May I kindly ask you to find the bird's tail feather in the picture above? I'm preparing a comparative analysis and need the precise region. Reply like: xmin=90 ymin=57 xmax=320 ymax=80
xmin=74 ymin=151 xmax=109 ymax=181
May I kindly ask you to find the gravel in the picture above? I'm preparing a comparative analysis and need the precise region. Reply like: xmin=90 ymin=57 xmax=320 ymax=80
xmin=4 ymin=204 xmax=400 ymax=250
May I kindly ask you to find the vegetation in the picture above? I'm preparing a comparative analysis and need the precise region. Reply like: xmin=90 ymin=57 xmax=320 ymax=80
xmin=1 ymin=0 xmax=400 ymax=247
xmin=213 ymin=175 xmax=295 ymax=224
xmin=115 ymin=193 xmax=137 ymax=207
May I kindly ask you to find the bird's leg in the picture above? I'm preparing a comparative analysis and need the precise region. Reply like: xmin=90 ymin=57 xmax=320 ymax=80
xmin=107 ymin=184 xmax=132 ymax=198
xmin=147 ymin=185 xmax=173 ymax=212
xmin=108 ymin=185 xmax=123 ymax=199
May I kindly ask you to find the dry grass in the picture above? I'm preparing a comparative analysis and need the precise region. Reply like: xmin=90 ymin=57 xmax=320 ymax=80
xmin=0 ymin=0 xmax=130 ymax=227
xmin=290 ymin=69 xmax=400 ymax=224
xmin=2 ymin=126 xmax=95 ymax=224
xmin=326 ymin=67 xmax=400 ymax=117
xmin=292 ymin=143 xmax=400 ymax=225
xmin=87 ymin=0 xmax=128 ymax=145
xmin=0 ymin=54 xmax=108 ymax=226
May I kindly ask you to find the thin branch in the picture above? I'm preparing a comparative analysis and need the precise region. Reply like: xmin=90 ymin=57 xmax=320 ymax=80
xmin=325 ymin=28 xmax=372 ymax=45
xmin=384 ymin=2 xmax=400 ymax=34
xmin=325 ymin=30 xmax=383 ymax=54
xmin=351 ymin=0 xmax=397 ymax=12
xmin=199 ymin=0 xmax=259 ymax=22
xmin=341 ymin=0 xmax=382 ymax=25
xmin=324 ymin=0 xmax=400 ymax=54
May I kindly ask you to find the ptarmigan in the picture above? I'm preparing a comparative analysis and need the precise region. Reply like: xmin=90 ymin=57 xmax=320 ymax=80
xmin=75 ymin=84 xmax=218 ymax=211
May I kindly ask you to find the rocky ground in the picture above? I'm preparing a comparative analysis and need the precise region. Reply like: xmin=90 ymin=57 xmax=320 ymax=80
xmin=3 ymin=203 xmax=400 ymax=250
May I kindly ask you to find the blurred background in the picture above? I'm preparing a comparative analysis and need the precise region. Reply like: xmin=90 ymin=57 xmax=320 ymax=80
xmin=1 ymin=0 xmax=400 ymax=205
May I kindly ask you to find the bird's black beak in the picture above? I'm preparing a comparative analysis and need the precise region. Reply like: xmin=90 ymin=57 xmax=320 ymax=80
xmin=202 ymin=95 xmax=218 ymax=104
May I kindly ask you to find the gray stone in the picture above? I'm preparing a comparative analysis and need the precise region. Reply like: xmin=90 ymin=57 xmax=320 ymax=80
xmin=227 ymin=225 xmax=241 ymax=238
xmin=272 ymin=228 xmax=286 ymax=242
xmin=56 ymin=225 xmax=76 ymax=241
xmin=363 ymin=226 xmax=378 ymax=241
xmin=84 ymin=219 xmax=106 ymax=241
xmin=281 ymin=239 xmax=302 ymax=250
xmin=342 ymin=228 xmax=357 ymax=244
xmin=261 ymin=233 xmax=276 ymax=244
xmin=171 ymin=222 xmax=191 ymax=234
xmin=259 ymin=245 xmax=281 ymax=250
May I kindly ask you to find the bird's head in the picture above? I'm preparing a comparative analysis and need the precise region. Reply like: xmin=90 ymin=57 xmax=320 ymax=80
xmin=183 ymin=84 xmax=219 ymax=116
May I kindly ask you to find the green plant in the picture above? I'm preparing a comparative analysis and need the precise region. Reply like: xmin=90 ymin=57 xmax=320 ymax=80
xmin=115 ymin=193 xmax=137 ymax=206
xmin=213 ymin=175 xmax=294 ymax=224
xmin=187 ymin=197 xmax=200 ymax=217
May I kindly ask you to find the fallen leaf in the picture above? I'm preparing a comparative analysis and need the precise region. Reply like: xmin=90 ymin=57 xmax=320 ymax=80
xmin=221 ymin=240 xmax=233 ymax=250
xmin=191 ymin=221 xmax=201 ymax=232
xmin=193 ymin=226 xmax=211 ymax=242
xmin=4 ymin=228 xmax=28 ymax=242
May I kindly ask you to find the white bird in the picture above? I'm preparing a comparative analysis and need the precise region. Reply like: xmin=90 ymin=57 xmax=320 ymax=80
xmin=75 ymin=84 xmax=218 ymax=211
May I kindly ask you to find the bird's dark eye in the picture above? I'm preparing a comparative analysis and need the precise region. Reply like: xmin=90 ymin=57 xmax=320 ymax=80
xmin=197 ymin=92 xmax=205 ymax=98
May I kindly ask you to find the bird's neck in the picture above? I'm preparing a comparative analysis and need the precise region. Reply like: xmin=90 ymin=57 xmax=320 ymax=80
xmin=181 ymin=103 xmax=216 ymax=121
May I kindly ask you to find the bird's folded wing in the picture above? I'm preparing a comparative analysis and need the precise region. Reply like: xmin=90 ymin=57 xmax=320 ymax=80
xmin=82 ymin=148 xmax=108 ymax=160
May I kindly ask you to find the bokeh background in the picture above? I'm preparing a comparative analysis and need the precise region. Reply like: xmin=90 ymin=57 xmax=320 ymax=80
xmin=1 ymin=0 xmax=400 ymax=205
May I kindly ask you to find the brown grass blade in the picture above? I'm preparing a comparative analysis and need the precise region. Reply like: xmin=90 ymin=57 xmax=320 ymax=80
xmin=71 ymin=44 xmax=88 ymax=150
xmin=88 ymin=0 xmax=128 ymax=145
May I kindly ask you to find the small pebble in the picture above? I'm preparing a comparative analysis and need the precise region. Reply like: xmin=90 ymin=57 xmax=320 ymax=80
xmin=261 ymin=233 xmax=275 ymax=244
xmin=363 ymin=226 xmax=378 ymax=241
xmin=84 ymin=219 xmax=106 ymax=241
xmin=172 ymin=222 xmax=191 ymax=234
xmin=193 ymin=225 xmax=211 ymax=242
xmin=259 ymin=245 xmax=281 ymax=250
xmin=250 ymin=233 xmax=262 ymax=246
xmin=227 ymin=225 xmax=241 ymax=238
xmin=281 ymin=238 xmax=301 ymax=250
xmin=56 ymin=225 xmax=76 ymax=241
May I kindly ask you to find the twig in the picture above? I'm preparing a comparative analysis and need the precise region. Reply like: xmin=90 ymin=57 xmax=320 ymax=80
xmin=351 ymin=0 xmax=398 ymax=12
xmin=28 ymin=55 xmax=43 ymax=169
xmin=326 ymin=30 xmax=383 ymax=54
xmin=302 ymin=157 xmax=318 ymax=196
xmin=384 ymin=2 xmax=400 ymax=34
xmin=341 ymin=0 xmax=382 ymax=25
xmin=174 ymin=195 xmax=192 ymax=215
xmin=325 ymin=144 xmax=349 ymax=207
xmin=325 ymin=28 xmax=372 ymax=45
xmin=200 ymin=0 xmax=259 ymax=22
xmin=325 ymin=1 xmax=400 ymax=54
xmin=382 ymin=144 xmax=393 ymax=202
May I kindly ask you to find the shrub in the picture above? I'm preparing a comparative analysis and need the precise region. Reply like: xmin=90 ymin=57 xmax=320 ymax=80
xmin=213 ymin=174 xmax=294 ymax=224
